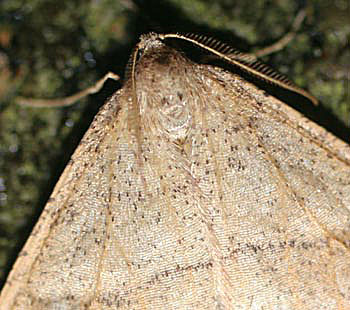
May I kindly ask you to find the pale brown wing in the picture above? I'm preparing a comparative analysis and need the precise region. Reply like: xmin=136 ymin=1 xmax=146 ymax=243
xmin=185 ymin=64 xmax=350 ymax=308
xmin=0 ymin=89 xmax=130 ymax=308
xmin=129 ymin=36 xmax=350 ymax=308
xmin=0 ymin=77 xmax=235 ymax=309
xmin=0 ymin=85 xmax=234 ymax=309
xmin=1 ymin=35 xmax=349 ymax=310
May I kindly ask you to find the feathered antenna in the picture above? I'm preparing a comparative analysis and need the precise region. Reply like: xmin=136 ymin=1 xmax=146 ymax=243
xmin=159 ymin=33 xmax=318 ymax=106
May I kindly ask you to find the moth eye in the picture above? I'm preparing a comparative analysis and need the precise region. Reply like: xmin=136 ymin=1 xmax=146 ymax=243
xmin=136 ymin=48 xmax=144 ymax=61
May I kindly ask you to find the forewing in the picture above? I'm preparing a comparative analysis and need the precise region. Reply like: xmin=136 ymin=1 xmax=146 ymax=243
xmin=0 ymin=90 xmax=134 ymax=308
xmin=188 ymin=65 xmax=350 ymax=308
xmin=0 ymin=87 xmax=229 ymax=309
xmin=1 ymin=42 xmax=349 ymax=310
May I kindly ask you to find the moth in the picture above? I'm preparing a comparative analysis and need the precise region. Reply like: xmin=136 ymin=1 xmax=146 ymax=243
xmin=1 ymin=32 xmax=349 ymax=309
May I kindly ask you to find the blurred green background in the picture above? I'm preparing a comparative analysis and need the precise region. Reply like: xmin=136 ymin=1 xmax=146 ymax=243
xmin=0 ymin=0 xmax=349 ymax=287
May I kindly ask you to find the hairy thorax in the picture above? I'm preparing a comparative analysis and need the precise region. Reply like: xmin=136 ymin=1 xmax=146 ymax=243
xmin=135 ymin=44 xmax=199 ymax=144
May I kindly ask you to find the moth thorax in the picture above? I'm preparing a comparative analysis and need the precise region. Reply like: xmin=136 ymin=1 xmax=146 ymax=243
xmin=157 ymin=91 xmax=192 ymax=141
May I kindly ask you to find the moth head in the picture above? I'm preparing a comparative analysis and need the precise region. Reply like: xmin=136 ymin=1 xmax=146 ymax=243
xmin=132 ymin=33 xmax=190 ymax=74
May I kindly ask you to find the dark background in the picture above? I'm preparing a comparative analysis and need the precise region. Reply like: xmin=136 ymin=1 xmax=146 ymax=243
xmin=0 ymin=0 xmax=349 ymax=287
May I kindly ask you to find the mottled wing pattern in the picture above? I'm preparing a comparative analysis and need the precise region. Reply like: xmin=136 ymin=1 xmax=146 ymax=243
xmin=0 ymin=35 xmax=349 ymax=310
xmin=189 ymin=66 xmax=350 ymax=308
